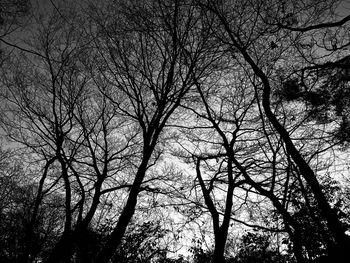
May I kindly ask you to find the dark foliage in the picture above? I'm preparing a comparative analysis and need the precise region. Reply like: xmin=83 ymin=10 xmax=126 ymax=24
xmin=278 ymin=79 xmax=302 ymax=101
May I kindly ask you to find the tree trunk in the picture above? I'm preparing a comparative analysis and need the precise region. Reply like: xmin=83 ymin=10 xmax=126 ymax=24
xmin=211 ymin=231 xmax=227 ymax=263
xmin=291 ymin=231 xmax=307 ymax=263
xmin=46 ymin=160 xmax=73 ymax=263
xmin=236 ymin=41 xmax=350 ymax=257
xmin=96 ymin=179 xmax=141 ymax=263
xmin=96 ymin=152 xmax=152 ymax=263
xmin=259 ymin=74 xmax=350 ymax=255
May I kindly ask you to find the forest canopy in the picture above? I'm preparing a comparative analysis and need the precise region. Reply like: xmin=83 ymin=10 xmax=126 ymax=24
xmin=1 ymin=0 xmax=350 ymax=263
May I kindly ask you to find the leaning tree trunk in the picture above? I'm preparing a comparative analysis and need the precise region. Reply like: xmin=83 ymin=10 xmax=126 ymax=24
xmin=96 ymin=149 xmax=153 ymax=263
xmin=209 ymin=7 xmax=350 ymax=255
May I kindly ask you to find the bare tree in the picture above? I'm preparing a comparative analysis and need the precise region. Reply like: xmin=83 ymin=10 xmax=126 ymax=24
xmin=0 ymin=3 xmax=101 ymax=261
xmin=85 ymin=0 xmax=225 ymax=261
xmin=195 ymin=0 xmax=350 ymax=261
xmin=174 ymin=70 xmax=310 ymax=262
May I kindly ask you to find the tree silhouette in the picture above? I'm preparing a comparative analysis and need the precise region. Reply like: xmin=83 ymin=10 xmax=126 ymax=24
xmin=1 ymin=1 xmax=350 ymax=263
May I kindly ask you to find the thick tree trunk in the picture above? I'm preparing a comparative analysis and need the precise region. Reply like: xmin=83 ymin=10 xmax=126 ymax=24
xmin=259 ymin=75 xmax=350 ymax=255
xmin=95 ymin=179 xmax=141 ymax=263
xmin=211 ymin=231 xmax=227 ymax=263
xmin=96 ymin=152 xmax=152 ymax=263
xmin=203 ymin=7 xmax=349 ymax=257
xmin=235 ymin=43 xmax=350 ymax=257
xmin=46 ymin=160 xmax=73 ymax=263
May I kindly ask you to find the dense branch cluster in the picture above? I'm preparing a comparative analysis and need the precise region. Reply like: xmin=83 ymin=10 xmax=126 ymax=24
xmin=0 ymin=1 xmax=350 ymax=263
